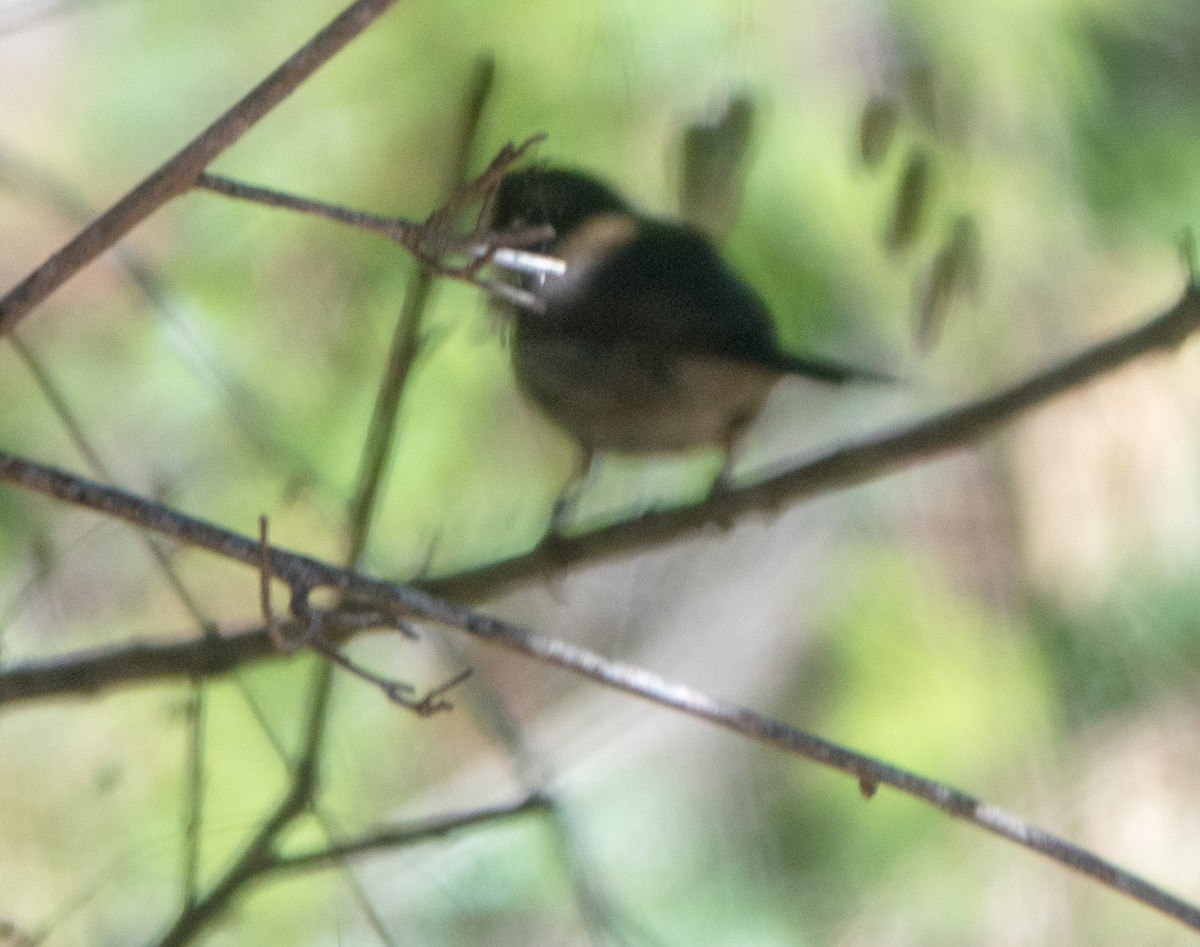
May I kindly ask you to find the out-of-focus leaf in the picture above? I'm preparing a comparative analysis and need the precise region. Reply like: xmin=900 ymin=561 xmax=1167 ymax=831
xmin=886 ymin=148 xmax=932 ymax=252
xmin=859 ymin=95 xmax=899 ymax=168
xmin=1076 ymin=10 xmax=1200 ymax=225
xmin=917 ymin=212 xmax=981 ymax=350
xmin=678 ymin=94 xmax=755 ymax=241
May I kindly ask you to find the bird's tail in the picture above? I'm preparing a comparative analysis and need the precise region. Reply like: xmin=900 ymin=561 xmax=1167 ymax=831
xmin=765 ymin=350 xmax=897 ymax=385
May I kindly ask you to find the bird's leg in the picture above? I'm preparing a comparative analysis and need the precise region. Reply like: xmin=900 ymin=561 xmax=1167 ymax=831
xmin=708 ymin=414 xmax=751 ymax=499
xmin=549 ymin=491 xmax=578 ymax=536
xmin=710 ymin=444 xmax=737 ymax=496
xmin=704 ymin=424 xmax=746 ymax=530
xmin=549 ymin=444 xmax=596 ymax=537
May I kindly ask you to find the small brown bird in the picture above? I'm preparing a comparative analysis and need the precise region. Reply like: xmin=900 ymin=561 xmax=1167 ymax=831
xmin=490 ymin=166 xmax=888 ymax=467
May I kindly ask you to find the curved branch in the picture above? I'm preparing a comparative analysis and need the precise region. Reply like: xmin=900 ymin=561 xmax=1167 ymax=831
xmin=429 ymin=280 xmax=1200 ymax=599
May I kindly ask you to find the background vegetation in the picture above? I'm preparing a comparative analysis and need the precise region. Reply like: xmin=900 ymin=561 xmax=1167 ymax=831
xmin=1 ymin=0 xmax=1199 ymax=943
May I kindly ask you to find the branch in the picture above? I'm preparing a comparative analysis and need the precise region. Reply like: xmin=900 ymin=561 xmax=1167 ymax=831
xmin=0 ymin=0 xmax=404 ymax=337
xmin=0 ymin=623 xmax=294 ymax=703
xmin=192 ymin=136 xmax=561 ymax=313
xmin=0 ymin=452 xmax=1198 ymax=933
xmin=6 ymin=280 xmax=1200 ymax=705
xmin=428 ymin=280 xmax=1200 ymax=600
xmin=157 ymin=56 xmax=525 ymax=947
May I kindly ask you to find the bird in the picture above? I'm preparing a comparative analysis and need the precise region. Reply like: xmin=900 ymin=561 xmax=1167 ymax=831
xmin=488 ymin=165 xmax=889 ymax=473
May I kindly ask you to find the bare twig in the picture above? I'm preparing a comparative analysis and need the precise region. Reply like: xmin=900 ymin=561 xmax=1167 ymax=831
xmin=409 ymin=666 xmax=474 ymax=715
xmin=192 ymin=135 xmax=560 ymax=311
xmin=307 ymin=640 xmax=469 ymax=716
xmin=1 ymin=451 xmax=1198 ymax=932
xmin=162 ymin=56 xmax=517 ymax=947
xmin=271 ymin=793 xmax=548 ymax=874
xmin=180 ymin=683 xmax=206 ymax=910
xmin=154 ymin=743 xmax=322 ymax=947
xmin=0 ymin=623 xmax=305 ymax=704
xmin=0 ymin=0 xmax=404 ymax=337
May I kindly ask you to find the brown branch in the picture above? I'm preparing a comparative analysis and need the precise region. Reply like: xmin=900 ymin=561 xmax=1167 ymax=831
xmin=192 ymin=166 xmax=554 ymax=263
xmin=0 ymin=0 xmax=404 ymax=337
xmin=6 ymin=281 xmax=1200 ymax=706
xmin=0 ymin=624 xmax=294 ymax=703
xmin=154 ymin=741 xmax=321 ymax=947
xmin=307 ymin=640 xmax=470 ymax=715
xmin=427 ymin=280 xmax=1200 ymax=601
xmin=157 ymin=56 xmax=514 ymax=947
xmin=0 ymin=452 xmax=1198 ymax=933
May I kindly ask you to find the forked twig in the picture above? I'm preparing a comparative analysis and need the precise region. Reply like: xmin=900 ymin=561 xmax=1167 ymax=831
xmin=193 ymin=134 xmax=561 ymax=312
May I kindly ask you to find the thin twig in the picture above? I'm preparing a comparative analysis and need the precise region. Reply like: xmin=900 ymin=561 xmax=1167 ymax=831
xmin=167 ymin=55 xmax=514 ymax=947
xmin=192 ymin=135 xmax=559 ymax=311
xmin=1 ymin=450 xmax=1198 ymax=932
xmin=192 ymin=171 xmax=555 ymax=265
xmin=270 ymin=793 xmax=548 ymax=874
xmin=154 ymin=792 xmax=547 ymax=947
xmin=410 ymin=666 xmax=473 ymax=715
xmin=306 ymin=639 xmax=410 ymax=698
xmin=180 ymin=684 xmax=206 ymax=910
xmin=0 ymin=0 xmax=405 ymax=337
xmin=154 ymin=746 xmax=321 ymax=947
xmin=307 ymin=639 xmax=470 ymax=716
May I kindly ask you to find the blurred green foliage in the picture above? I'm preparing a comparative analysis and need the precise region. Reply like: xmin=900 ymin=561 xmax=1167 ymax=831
xmin=2 ymin=0 xmax=1200 ymax=943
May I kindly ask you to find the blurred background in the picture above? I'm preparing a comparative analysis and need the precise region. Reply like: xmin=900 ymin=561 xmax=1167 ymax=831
xmin=2 ymin=0 xmax=1200 ymax=943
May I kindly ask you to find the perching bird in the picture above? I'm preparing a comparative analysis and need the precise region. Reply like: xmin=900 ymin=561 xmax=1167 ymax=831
xmin=489 ymin=165 xmax=888 ymax=465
